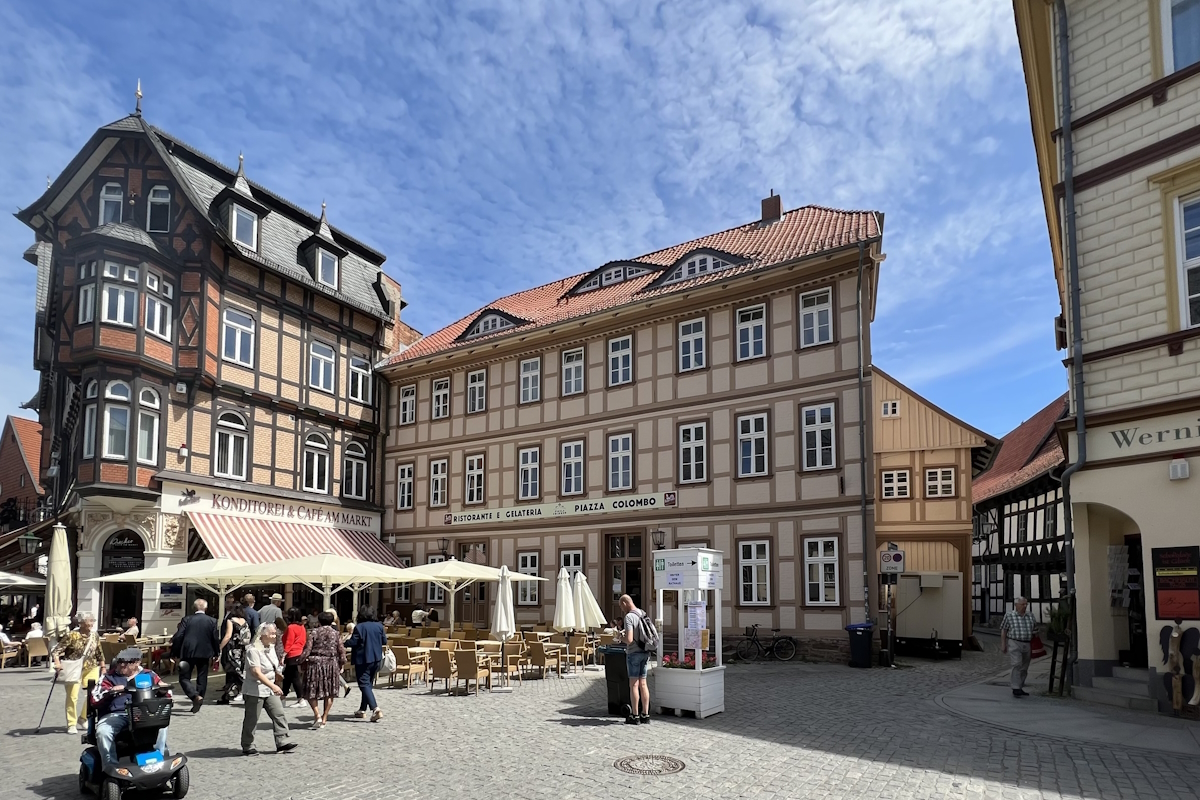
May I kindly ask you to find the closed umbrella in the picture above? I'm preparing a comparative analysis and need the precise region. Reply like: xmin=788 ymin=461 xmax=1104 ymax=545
xmin=491 ymin=565 xmax=517 ymax=692
xmin=44 ymin=523 xmax=72 ymax=639
xmin=572 ymin=571 xmax=608 ymax=630
xmin=552 ymin=567 xmax=576 ymax=632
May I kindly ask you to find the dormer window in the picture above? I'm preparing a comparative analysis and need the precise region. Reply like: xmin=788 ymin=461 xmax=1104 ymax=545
xmin=662 ymin=254 xmax=732 ymax=285
xmin=465 ymin=313 xmax=515 ymax=339
xmin=147 ymin=186 xmax=171 ymax=233
xmin=317 ymin=248 xmax=339 ymax=289
xmin=232 ymin=204 xmax=258 ymax=249
xmin=100 ymin=183 xmax=123 ymax=225
xmin=575 ymin=264 xmax=654 ymax=294
xmin=578 ymin=275 xmax=600 ymax=292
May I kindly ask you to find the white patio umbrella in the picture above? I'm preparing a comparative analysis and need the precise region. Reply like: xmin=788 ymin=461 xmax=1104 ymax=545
xmin=86 ymin=557 xmax=251 ymax=621
xmin=552 ymin=567 xmax=577 ymax=632
xmin=491 ymin=565 xmax=517 ymax=693
xmin=0 ymin=570 xmax=47 ymax=588
xmin=392 ymin=558 xmax=545 ymax=637
xmin=572 ymin=571 xmax=608 ymax=630
xmin=44 ymin=523 xmax=73 ymax=639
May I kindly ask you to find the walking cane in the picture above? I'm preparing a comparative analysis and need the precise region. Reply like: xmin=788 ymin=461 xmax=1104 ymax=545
xmin=35 ymin=670 xmax=61 ymax=733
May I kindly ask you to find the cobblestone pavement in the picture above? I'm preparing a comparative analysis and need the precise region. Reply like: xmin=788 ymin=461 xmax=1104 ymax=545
xmin=5 ymin=650 xmax=1200 ymax=799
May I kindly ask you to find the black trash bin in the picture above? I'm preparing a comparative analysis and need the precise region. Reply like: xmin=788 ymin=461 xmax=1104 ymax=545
xmin=846 ymin=622 xmax=874 ymax=668
xmin=598 ymin=644 xmax=631 ymax=715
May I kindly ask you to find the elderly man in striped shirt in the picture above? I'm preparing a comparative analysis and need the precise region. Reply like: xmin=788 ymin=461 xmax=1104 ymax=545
xmin=1000 ymin=596 xmax=1036 ymax=697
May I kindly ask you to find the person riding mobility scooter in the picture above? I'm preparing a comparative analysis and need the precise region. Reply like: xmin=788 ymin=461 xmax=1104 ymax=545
xmin=79 ymin=647 xmax=189 ymax=798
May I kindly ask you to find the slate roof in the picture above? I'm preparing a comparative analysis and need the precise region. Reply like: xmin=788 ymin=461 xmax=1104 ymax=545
xmin=6 ymin=416 xmax=44 ymax=495
xmin=89 ymin=222 xmax=166 ymax=254
xmin=382 ymin=205 xmax=881 ymax=367
xmin=972 ymin=394 xmax=1068 ymax=505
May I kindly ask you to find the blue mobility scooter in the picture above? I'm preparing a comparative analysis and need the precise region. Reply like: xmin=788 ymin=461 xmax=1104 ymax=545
xmin=79 ymin=671 xmax=189 ymax=799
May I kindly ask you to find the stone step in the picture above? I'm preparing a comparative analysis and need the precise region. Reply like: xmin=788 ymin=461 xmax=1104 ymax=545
xmin=1110 ymin=666 xmax=1151 ymax=682
xmin=1074 ymin=685 xmax=1159 ymax=713
xmin=1091 ymin=676 xmax=1150 ymax=697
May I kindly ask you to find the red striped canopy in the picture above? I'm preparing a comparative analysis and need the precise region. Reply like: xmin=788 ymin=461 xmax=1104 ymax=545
xmin=186 ymin=511 xmax=401 ymax=568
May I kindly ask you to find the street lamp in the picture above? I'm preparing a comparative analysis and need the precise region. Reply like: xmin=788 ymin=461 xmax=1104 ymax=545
xmin=437 ymin=537 xmax=450 ymax=558
xmin=17 ymin=531 xmax=40 ymax=555
xmin=650 ymin=529 xmax=666 ymax=550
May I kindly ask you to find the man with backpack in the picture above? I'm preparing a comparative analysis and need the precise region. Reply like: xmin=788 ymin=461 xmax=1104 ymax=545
xmin=617 ymin=594 xmax=656 ymax=725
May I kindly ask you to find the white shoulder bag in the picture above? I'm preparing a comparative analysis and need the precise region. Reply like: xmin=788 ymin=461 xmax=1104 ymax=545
xmin=60 ymin=633 xmax=96 ymax=684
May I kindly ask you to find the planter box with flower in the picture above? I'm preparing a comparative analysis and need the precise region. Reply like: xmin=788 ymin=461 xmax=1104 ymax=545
xmin=651 ymin=652 xmax=725 ymax=718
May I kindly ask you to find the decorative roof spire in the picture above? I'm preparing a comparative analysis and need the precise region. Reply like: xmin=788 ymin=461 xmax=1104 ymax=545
xmin=237 ymin=151 xmax=245 ymax=174
xmin=230 ymin=151 xmax=253 ymax=197
xmin=135 ymin=79 xmax=142 ymax=116
xmin=315 ymin=200 xmax=334 ymax=241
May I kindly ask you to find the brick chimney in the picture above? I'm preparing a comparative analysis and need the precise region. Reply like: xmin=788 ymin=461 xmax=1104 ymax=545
xmin=761 ymin=190 xmax=782 ymax=223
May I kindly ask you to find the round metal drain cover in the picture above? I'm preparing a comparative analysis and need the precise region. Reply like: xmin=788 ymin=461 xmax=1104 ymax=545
xmin=613 ymin=755 xmax=686 ymax=776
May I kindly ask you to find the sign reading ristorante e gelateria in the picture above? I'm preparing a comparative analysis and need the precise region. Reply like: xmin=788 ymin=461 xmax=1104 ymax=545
xmin=1068 ymin=410 xmax=1200 ymax=463
xmin=443 ymin=491 xmax=677 ymax=526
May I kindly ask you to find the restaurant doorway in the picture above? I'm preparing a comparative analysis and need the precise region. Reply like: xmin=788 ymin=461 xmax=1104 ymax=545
xmin=605 ymin=532 xmax=643 ymax=621
xmin=100 ymin=531 xmax=145 ymax=629
xmin=456 ymin=541 xmax=489 ymax=627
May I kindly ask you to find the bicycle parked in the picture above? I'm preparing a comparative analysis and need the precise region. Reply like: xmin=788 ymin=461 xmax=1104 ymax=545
xmin=732 ymin=623 xmax=797 ymax=661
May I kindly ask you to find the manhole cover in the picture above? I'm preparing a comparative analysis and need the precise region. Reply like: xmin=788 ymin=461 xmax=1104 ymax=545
xmin=613 ymin=755 xmax=686 ymax=776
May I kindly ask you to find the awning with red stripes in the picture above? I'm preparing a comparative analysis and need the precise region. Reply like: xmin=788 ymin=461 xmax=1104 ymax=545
xmin=185 ymin=512 xmax=402 ymax=568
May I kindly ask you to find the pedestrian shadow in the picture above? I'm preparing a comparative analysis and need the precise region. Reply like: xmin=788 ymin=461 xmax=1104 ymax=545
xmin=5 ymin=727 xmax=61 ymax=738
xmin=24 ymin=775 xmax=77 ymax=798
xmin=553 ymin=717 xmax=619 ymax=727
xmin=178 ymin=746 xmax=242 ymax=759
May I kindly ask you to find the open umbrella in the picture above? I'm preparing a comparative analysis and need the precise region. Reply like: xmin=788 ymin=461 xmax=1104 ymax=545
xmin=0 ymin=570 xmax=47 ymax=588
xmin=86 ymin=557 xmax=251 ymax=622
xmin=392 ymin=558 xmax=546 ymax=637
xmin=552 ymin=567 xmax=577 ymax=632
xmin=490 ymin=565 xmax=517 ymax=692
xmin=44 ymin=523 xmax=72 ymax=639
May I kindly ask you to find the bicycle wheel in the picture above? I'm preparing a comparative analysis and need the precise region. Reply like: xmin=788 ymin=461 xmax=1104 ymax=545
xmin=735 ymin=639 xmax=758 ymax=661
xmin=773 ymin=637 xmax=797 ymax=662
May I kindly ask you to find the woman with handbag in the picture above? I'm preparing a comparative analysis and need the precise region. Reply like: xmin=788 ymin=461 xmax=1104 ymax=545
xmin=279 ymin=607 xmax=307 ymax=708
xmin=299 ymin=610 xmax=345 ymax=729
xmin=217 ymin=604 xmax=251 ymax=704
xmin=344 ymin=605 xmax=386 ymax=723
xmin=50 ymin=612 xmax=102 ymax=735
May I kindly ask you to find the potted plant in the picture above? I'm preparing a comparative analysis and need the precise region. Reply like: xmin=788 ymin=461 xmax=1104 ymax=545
xmin=651 ymin=648 xmax=725 ymax=719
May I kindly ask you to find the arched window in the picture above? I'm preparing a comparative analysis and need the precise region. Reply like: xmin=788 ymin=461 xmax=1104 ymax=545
xmin=147 ymin=185 xmax=171 ymax=233
xmin=139 ymin=388 xmax=160 ymax=408
xmin=343 ymin=441 xmax=367 ymax=500
xmin=303 ymin=433 xmax=330 ymax=494
xmin=102 ymin=381 xmax=130 ymax=459
xmin=214 ymin=412 xmax=248 ymax=480
xmin=100 ymin=183 xmax=123 ymax=224
xmin=137 ymin=388 xmax=160 ymax=466
xmin=85 ymin=380 xmax=98 ymax=399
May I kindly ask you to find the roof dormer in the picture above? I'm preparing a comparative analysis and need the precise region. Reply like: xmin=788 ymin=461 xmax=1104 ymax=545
xmin=567 ymin=261 xmax=657 ymax=295
xmin=458 ymin=309 xmax=526 ymax=341
xmin=653 ymin=247 xmax=746 ymax=288
xmin=300 ymin=202 xmax=348 ymax=291
xmin=212 ymin=153 xmax=270 ymax=252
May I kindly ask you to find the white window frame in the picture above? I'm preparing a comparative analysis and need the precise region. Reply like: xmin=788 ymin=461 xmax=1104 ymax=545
xmin=467 ymin=370 xmax=487 ymax=414
xmin=561 ymin=348 xmax=585 ymax=396
xmin=679 ymin=421 xmax=707 ymax=484
xmin=804 ymin=537 xmax=840 ymax=607
xmin=106 ymin=381 xmax=130 ymax=401
xmin=432 ymin=378 xmax=450 ymax=419
xmin=214 ymin=413 xmax=248 ymax=481
xmin=429 ymin=459 xmax=448 ymax=507
xmin=101 ymin=284 xmax=137 ymax=327
xmin=925 ymin=468 xmax=956 ymax=498
xmin=736 ymin=304 xmax=766 ymax=361
xmin=678 ymin=318 xmax=706 ymax=371
xmin=739 ymin=540 xmax=770 ymax=606
xmin=465 ymin=454 xmax=485 ymax=505
xmin=309 ymin=342 xmax=336 ymax=393
xmin=465 ymin=314 xmax=514 ymax=338
xmin=607 ymin=433 xmax=633 ymax=491
xmin=317 ymin=248 xmax=339 ymax=289
xmin=399 ymin=385 xmax=416 ymax=425
xmin=608 ymin=336 xmax=632 ymax=386
xmin=800 ymin=288 xmax=833 ymax=348
xmin=561 ymin=440 xmax=584 ymax=496
xmin=802 ymin=403 xmax=837 ymax=471
xmin=82 ymin=404 xmax=97 ymax=459
xmin=78 ymin=284 xmax=95 ymax=325
xmin=1162 ymin=0 xmax=1200 ymax=74
xmin=102 ymin=262 xmax=120 ymax=280
xmin=349 ymin=357 xmax=372 ymax=404
xmin=100 ymin=183 xmax=123 ymax=224
xmin=426 ymin=555 xmax=446 ymax=602
xmin=396 ymin=463 xmax=414 ymax=510
xmin=394 ymin=556 xmax=412 ymax=602
xmin=147 ymin=185 xmax=171 ymax=233
xmin=519 ymin=358 xmax=541 ymax=404
xmin=344 ymin=442 xmax=368 ymax=500
xmin=222 ymin=309 xmax=255 ymax=367
xmin=1177 ymin=194 xmax=1200 ymax=328
xmin=560 ymin=549 xmax=583 ymax=576
xmin=302 ymin=433 xmax=330 ymax=494
xmin=103 ymin=406 xmax=129 ymax=459
xmin=517 ymin=552 xmax=540 ymax=605
xmin=881 ymin=470 xmax=910 ymax=499
xmin=663 ymin=253 xmax=731 ymax=285
xmin=519 ymin=447 xmax=540 ymax=500
xmin=232 ymin=203 xmax=258 ymax=249
xmin=736 ymin=413 xmax=769 ymax=477
xmin=145 ymin=295 xmax=172 ymax=341
xmin=136 ymin=410 xmax=159 ymax=466
xmin=881 ymin=400 xmax=899 ymax=417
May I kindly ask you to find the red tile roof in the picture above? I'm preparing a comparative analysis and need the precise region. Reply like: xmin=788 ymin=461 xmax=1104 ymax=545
xmin=7 ymin=416 xmax=44 ymax=494
xmin=381 ymin=205 xmax=881 ymax=366
xmin=972 ymin=394 xmax=1067 ymax=505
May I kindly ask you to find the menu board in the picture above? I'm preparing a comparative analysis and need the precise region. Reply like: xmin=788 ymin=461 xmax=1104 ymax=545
xmin=1151 ymin=546 xmax=1200 ymax=620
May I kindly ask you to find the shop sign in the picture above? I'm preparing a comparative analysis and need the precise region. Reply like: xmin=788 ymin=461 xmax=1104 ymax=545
xmin=1070 ymin=410 xmax=1200 ymax=462
xmin=1151 ymin=546 xmax=1200 ymax=620
xmin=442 ymin=491 xmax=677 ymax=527
xmin=161 ymin=480 xmax=380 ymax=534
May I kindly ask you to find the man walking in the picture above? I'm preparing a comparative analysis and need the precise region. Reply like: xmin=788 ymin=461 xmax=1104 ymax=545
xmin=242 ymin=593 xmax=261 ymax=636
xmin=617 ymin=594 xmax=651 ymax=725
xmin=258 ymin=593 xmax=284 ymax=629
xmin=172 ymin=598 xmax=221 ymax=712
xmin=1000 ymin=596 xmax=1035 ymax=697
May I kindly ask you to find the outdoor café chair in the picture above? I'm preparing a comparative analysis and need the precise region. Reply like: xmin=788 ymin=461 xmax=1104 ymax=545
xmin=533 ymin=624 xmax=550 ymax=632
xmin=550 ymin=633 xmax=567 ymax=644
xmin=453 ymin=649 xmax=490 ymax=696
xmin=390 ymin=646 xmax=427 ymax=689
xmin=437 ymin=640 xmax=458 ymax=651
xmin=24 ymin=635 xmax=51 ymax=667
xmin=528 ymin=641 xmax=562 ymax=679
xmin=429 ymin=648 xmax=457 ymax=694
xmin=100 ymin=640 xmax=124 ymax=665
xmin=0 ymin=641 xmax=20 ymax=669
xmin=418 ymin=638 xmax=439 ymax=649
xmin=568 ymin=634 xmax=594 ymax=668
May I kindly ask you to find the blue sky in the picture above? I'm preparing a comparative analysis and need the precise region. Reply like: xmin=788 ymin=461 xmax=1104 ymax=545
xmin=0 ymin=0 xmax=1064 ymax=440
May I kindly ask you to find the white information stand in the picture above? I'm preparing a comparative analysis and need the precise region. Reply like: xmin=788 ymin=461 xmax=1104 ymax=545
xmin=649 ymin=547 xmax=725 ymax=718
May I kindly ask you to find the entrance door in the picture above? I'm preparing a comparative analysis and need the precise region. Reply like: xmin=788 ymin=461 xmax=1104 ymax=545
xmin=456 ymin=542 xmax=489 ymax=627
xmin=605 ymin=533 xmax=643 ymax=621
xmin=100 ymin=531 xmax=145 ymax=628
xmin=1126 ymin=534 xmax=1148 ymax=669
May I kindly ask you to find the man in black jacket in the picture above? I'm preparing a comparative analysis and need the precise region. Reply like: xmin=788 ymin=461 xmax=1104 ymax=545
xmin=172 ymin=598 xmax=221 ymax=712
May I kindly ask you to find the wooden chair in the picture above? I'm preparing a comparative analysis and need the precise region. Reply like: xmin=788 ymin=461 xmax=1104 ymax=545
xmin=100 ymin=640 xmax=124 ymax=665
xmin=437 ymin=639 xmax=458 ymax=651
xmin=528 ymin=641 xmax=562 ymax=679
xmin=550 ymin=633 xmax=567 ymax=644
xmin=567 ymin=635 xmax=592 ymax=670
xmin=461 ymin=622 xmax=476 ymax=631
xmin=103 ymin=633 xmax=120 ymax=644
xmin=453 ymin=649 xmax=490 ymax=696
xmin=522 ymin=631 xmax=540 ymax=643
xmin=533 ymin=624 xmax=550 ymax=632
xmin=390 ymin=646 xmax=427 ymax=689
xmin=0 ymin=642 xmax=20 ymax=669
xmin=418 ymin=638 xmax=439 ymax=649
xmin=24 ymin=636 xmax=51 ymax=667
xmin=123 ymin=634 xmax=138 ymax=645
xmin=399 ymin=636 xmax=419 ymax=648
xmin=429 ymin=648 xmax=456 ymax=694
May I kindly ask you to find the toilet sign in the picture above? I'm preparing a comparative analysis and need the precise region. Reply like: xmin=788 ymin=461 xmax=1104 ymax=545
xmin=881 ymin=550 xmax=906 ymax=574
xmin=653 ymin=547 xmax=723 ymax=591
